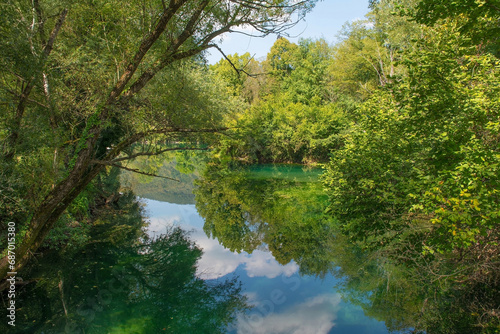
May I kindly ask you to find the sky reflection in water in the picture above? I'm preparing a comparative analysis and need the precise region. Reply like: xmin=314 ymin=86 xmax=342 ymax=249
xmin=143 ymin=198 xmax=390 ymax=334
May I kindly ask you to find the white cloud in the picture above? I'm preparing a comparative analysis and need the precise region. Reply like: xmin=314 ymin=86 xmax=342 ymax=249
xmin=236 ymin=293 xmax=341 ymax=334
xmin=243 ymin=250 xmax=299 ymax=278
xmin=144 ymin=200 xmax=299 ymax=280
xmin=195 ymin=236 xmax=299 ymax=280
xmin=146 ymin=216 xmax=178 ymax=238
xmin=195 ymin=235 xmax=243 ymax=279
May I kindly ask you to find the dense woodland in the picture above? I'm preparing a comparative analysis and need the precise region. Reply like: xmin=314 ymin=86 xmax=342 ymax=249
xmin=1 ymin=0 xmax=499 ymax=332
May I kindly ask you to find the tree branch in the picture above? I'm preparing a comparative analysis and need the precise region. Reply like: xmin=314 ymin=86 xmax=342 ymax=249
xmin=212 ymin=44 xmax=263 ymax=78
xmin=91 ymin=161 xmax=180 ymax=182
xmin=111 ymin=146 xmax=209 ymax=163
xmin=102 ymin=127 xmax=228 ymax=163
xmin=43 ymin=9 xmax=68 ymax=57
xmin=4 ymin=8 xmax=68 ymax=160
xmin=106 ymin=0 xmax=188 ymax=104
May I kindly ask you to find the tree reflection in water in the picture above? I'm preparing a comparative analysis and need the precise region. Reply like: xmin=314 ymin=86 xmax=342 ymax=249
xmin=195 ymin=162 xmax=337 ymax=278
xmin=194 ymin=161 xmax=500 ymax=333
xmin=2 ymin=183 xmax=247 ymax=334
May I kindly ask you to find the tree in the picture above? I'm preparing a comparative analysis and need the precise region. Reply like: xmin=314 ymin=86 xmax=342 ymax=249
xmin=329 ymin=0 xmax=421 ymax=101
xmin=210 ymin=52 xmax=266 ymax=104
xmin=411 ymin=0 xmax=500 ymax=53
xmin=0 ymin=0 xmax=318 ymax=280
xmin=213 ymin=37 xmax=348 ymax=164
xmin=324 ymin=13 xmax=500 ymax=329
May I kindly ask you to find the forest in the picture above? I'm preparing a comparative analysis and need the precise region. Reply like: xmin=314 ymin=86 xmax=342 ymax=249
xmin=1 ymin=0 xmax=499 ymax=332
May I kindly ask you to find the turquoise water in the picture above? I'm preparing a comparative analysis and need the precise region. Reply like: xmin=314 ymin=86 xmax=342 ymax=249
xmin=245 ymin=164 xmax=324 ymax=182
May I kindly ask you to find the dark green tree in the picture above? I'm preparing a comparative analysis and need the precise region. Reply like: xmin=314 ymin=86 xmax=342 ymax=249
xmin=0 ymin=0 xmax=318 ymax=279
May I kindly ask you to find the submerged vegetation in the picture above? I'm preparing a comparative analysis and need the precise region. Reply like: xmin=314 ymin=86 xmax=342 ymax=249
xmin=1 ymin=0 xmax=499 ymax=332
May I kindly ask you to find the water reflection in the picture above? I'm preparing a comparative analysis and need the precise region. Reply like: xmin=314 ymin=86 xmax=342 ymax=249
xmin=145 ymin=200 xmax=299 ymax=280
xmin=194 ymin=163 xmax=337 ymax=278
xmin=144 ymin=197 xmax=391 ymax=334
xmin=2 ymin=157 xmax=410 ymax=333
xmin=1 ymin=171 xmax=247 ymax=333
xmin=141 ymin=161 xmax=393 ymax=333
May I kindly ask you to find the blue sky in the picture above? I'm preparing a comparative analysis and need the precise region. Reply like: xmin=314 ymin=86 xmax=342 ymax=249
xmin=205 ymin=0 xmax=371 ymax=64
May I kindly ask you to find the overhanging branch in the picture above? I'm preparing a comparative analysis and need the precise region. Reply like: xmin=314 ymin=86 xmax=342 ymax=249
xmin=91 ymin=161 xmax=180 ymax=182
xmin=112 ymin=146 xmax=209 ymax=163
xmin=212 ymin=45 xmax=264 ymax=78
xmin=102 ymin=127 xmax=229 ymax=163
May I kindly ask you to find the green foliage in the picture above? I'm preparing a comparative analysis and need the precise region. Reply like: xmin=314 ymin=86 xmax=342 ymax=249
xmin=212 ymin=37 xmax=350 ymax=164
xmin=217 ymin=97 xmax=347 ymax=163
xmin=330 ymin=0 xmax=421 ymax=101
xmin=323 ymin=11 xmax=500 ymax=330
xmin=43 ymin=212 xmax=92 ymax=250
xmin=211 ymin=4 xmax=423 ymax=164
xmin=326 ymin=16 xmax=500 ymax=251
xmin=135 ymin=62 xmax=243 ymax=135
xmin=410 ymin=0 xmax=500 ymax=54
xmin=265 ymin=38 xmax=334 ymax=104
xmin=210 ymin=52 xmax=265 ymax=103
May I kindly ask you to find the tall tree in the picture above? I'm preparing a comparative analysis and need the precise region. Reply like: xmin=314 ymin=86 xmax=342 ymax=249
xmin=329 ymin=0 xmax=421 ymax=101
xmin=0 ymin=0 xmax=317 ymax=280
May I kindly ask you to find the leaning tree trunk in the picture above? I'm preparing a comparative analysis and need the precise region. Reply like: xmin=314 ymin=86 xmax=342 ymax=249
xmin=0 ymin=130 xmax=103 ymax=280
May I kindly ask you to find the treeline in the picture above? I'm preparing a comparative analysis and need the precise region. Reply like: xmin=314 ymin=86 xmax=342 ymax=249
xmin=212 ymin=0 xmax=500 ymax=330
xmin=211 ymin=39 xmax=349 ymax=163
xmin=210 ymin=0 xmax=419 ymax=163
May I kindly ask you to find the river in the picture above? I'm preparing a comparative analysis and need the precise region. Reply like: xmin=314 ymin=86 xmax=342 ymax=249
xmin=2 ymin=158 xmax=408 ymax=333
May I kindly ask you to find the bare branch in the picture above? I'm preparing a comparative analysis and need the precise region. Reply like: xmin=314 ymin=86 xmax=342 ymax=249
xmin=102 ymin=127 xmax=228 ymax=162
xmin=3 ymin=88 xmax=49 ymax=109
xmin=111 ymin=146 xmax=209 ymax=163
xmin=91 ymin=161 xmax=180 ymax=181
xmin=212 ymin=44 xmax=263 ymax=78
xmin=229 ymin=0 xmax=310 ymax=11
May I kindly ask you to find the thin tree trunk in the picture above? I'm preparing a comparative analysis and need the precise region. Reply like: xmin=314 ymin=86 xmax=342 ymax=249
xmin=4 ymin=9 xmax=68 ymax=160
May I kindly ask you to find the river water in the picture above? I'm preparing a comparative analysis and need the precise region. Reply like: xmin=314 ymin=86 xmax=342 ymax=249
xmin=140 ymin=163 xmax=393 ymax=333
xmin=2 ymin=160 xmax=403 ymax=333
